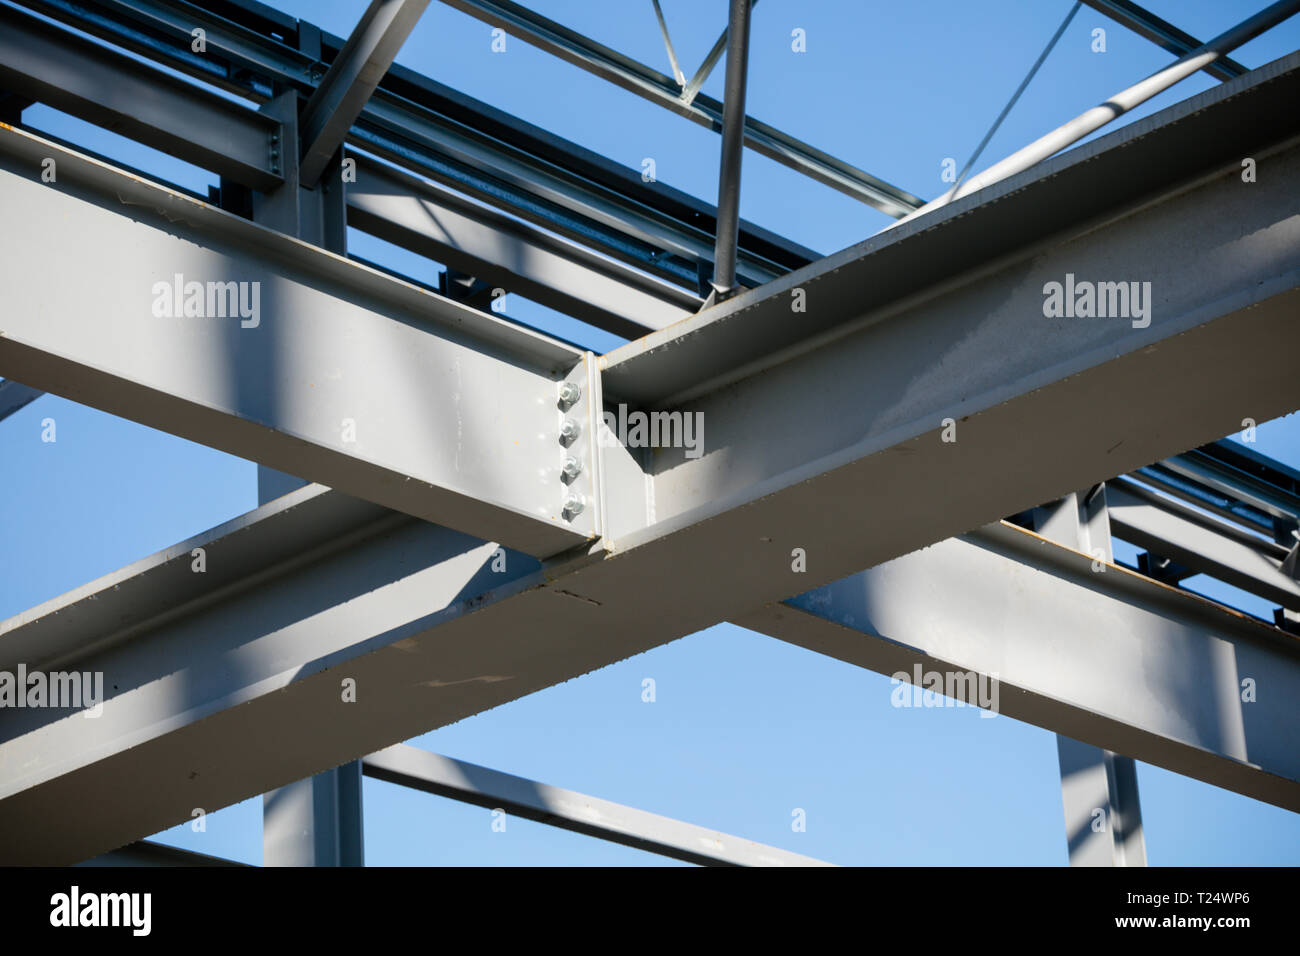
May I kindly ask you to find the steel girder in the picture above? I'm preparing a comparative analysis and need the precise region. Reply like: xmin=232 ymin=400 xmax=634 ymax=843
xmin=3 ymin=50 xmax=1300 ymax=861
xmin=0 ymin=124 xmax=599 ymax=557
xmin=13 ymin=0 xmax=819 ymax=291
xmin=739 ymin=520 xmax=1300 ymax=813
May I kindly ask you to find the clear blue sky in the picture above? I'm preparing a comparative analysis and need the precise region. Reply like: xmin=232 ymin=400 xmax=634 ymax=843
xmin=2 ymin=0 xmax=1299 ymax=865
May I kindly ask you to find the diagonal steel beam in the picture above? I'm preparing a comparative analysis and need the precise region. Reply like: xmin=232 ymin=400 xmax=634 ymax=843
xmin=1080 ymin=0 xmax=1248 ymax=80
xmin=299 ymin=0 xmax=430 ymax=187
xmin=364 ymin=744 xmax=831 ymax=866
xmin=0 ymin=378 xmax=42 ymax=424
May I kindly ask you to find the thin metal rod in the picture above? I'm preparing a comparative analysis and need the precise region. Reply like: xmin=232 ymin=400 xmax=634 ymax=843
xmin=710 ymin=0 xmax=752 ymax=296
xmin=680 ymin=0 xmax=759 ymax=108
xmin=900 ymin=0 xmax=1300 ymax=225
xmin=948 ymin=2 xmax=1080 ymax=198
xmin=651 ymin=0 xmax=685 ymax=88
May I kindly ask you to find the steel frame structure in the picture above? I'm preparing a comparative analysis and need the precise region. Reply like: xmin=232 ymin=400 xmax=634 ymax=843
xmin=1 ymin=0 xmax=1299 ymax=866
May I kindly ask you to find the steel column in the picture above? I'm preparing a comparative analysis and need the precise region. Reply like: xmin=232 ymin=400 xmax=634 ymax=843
xmin=1033 ymin=490 xmax=1147 ymax=867
xmin=709 ymin=0 xmax=752 ymax=298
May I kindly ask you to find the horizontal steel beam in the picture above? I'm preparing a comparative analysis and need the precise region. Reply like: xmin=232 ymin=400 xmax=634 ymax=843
xmin=0 ymin=125 xmax=597 ymax=556
xmin=0 ymin=3 xmax=283 ymax=189
xmin=345 ymin=154 xmax=698 ymax=335
xmin=363 ymin=744 xmax=830 ymax=866
xmin=1107 ymin=479 xmax=1300 ymax=609
xmin=436 ymin=0 xmax=924 ymax=217
xmin=1079 ymin=0 xmax=1248 ymax=80
xmin=299 ymin=0 xmax=429 ymax=187
xmin=16 ymin=0 xmax=817 ymax=290
xmin=738 ymin=521 xmax=1300 ymax=813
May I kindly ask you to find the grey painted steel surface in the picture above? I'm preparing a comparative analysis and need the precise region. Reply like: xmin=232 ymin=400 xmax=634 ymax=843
xmin=1057 ymin=738 xmax=1147 ymax=866
xmin=0 ymin=3 xmax=283 ymax=189
xmin=364 ymin=744 xmax=831 ymax=866
xmin=900 ymin=0 xmax=1300 ymax=221
xmin=1109 ymin=479 xmax=1300 ymax=609
xmin=0 ymin=378 xmax=42 ymax=423
xmin=739 ymin=520 xmax=1300 ymax=813
xmin=601 ymin=50 xmax=1300 ymax=408
xmin=0 ymin=124 xmax=596 ymax=556
xmin=254 ymin=93 xmax=365 ymax=868
xmin=299 ymin=0 xmax=430 ymax=187
xmin=435 ymin=0 xmax=923 ymax=217
xmin=264 ymin=763 xmax=364 ymax=867
xmin=1035 ymin=491 xmax=1147 ymax=867
xmin=709 ymin=0 xmax=752 ymax=296
xmin=346 ymin=154 xmax=698 ymax=335
xmin=1079 ymin=0 xmax=1248 ymax=80
xmin=3 ymin=52 xmax=1300 ymax=861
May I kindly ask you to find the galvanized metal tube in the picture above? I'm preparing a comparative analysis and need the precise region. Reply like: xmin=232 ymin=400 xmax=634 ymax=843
xmin=898 ymin=0 xmax=1300 ymax=226
xmin=710 ymin=0 xmax=752 ymax=296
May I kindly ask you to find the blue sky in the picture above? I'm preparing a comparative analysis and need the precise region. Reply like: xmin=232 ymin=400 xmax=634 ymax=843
xmin=2 ymin=0 xmax=1299 ymax=865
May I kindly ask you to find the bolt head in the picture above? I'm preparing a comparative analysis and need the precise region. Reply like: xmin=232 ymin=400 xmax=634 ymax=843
xmin=563 ymin=493 xmax=585 ymax=518
xmin=560 ymin=419 xmax=581 ymax=443
xmin=558 ymin=381 xmax=582 ymax=406
xmin=561 ymin=456 xmax=582 ymax=480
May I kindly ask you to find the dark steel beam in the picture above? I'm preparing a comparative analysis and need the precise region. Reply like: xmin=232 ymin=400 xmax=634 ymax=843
xmin=15 ymin=0 xmax=818 ymax=289
xmin=0 ymin=3 xmax=283 ymax=189
xmin=0 ymin=378 xmax=42 ymax=423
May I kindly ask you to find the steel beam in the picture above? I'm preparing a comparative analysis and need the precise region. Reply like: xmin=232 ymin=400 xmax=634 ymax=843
xmin=0 ymin=378 xmax=42 ymax=423
xmin=738 ymin=519 xmax=1300 ymax=813
xmin=15 ymin=0 xmax=818 ymax=289
xmin=435 ymin=0 xmax=922 ymax=217
xmin=0 ymin=3 xmax=283 ymax=189
xmin=363 ymin=744 xmax=831 ymax=866
xmin=4 ymin=55 xmax=1300 ymax=862
xmin=0 ymin=124 xmax=597 ymax=557
xmin=345 ymin=154 xmax=699 ymax=335
xmin=299 ymin=0 xmax=430 ymax=187
xmin=901 ymin=0 xmax=1300 ymax=221
xmin=77 ymin=841 xmax=246 ymax=867
xmin=1108 ymin=479 xmax=1300 ymax=609
xmin=1033 ymin=490 xmax=1147 ymax=867
xmin=1080 ymin=0 xmax=1248 ymax=80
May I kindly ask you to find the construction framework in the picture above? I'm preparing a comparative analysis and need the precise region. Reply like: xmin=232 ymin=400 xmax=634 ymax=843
xmin=1 ymin=0 xmax=1299 ymax=866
